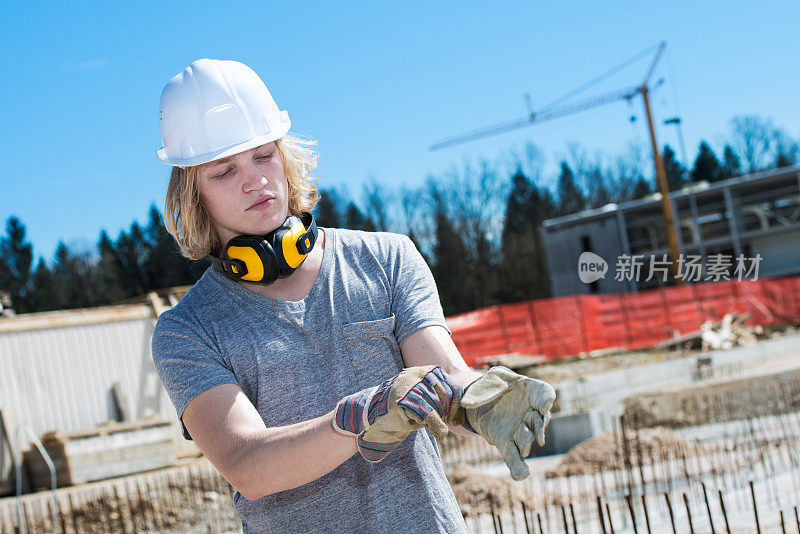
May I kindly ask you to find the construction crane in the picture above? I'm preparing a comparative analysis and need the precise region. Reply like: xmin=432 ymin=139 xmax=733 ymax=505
xmin=430 ymin=41 xmax=684 ymax=286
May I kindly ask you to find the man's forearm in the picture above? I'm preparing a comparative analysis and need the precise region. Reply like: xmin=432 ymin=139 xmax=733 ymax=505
xmin=232 ymin=408 xmax=358 ymax=500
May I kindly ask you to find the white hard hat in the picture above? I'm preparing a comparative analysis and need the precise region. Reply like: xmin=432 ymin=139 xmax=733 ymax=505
xmin=156 ymin=59 xmax=291 ymax=167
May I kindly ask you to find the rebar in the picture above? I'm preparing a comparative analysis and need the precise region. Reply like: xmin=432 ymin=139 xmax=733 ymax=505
xmin=683 ymin=492 xmax=695 ymax=534
xmin=664 ymin=492 xmax=677 ymax=534
xmin=596 ymin=496 xmax=607 ymax=534
xmin=605 ymin=502 xmax=615 ymax=534
xmin=750 ymin=480 xmax=761 ymax=534
xmin=718 ymin=489 xmax=731 ymax=534
xmin=701 ymin=482 xmax=715 ymax=534
xmin=625 ymin=494 xmax=638 ymax=534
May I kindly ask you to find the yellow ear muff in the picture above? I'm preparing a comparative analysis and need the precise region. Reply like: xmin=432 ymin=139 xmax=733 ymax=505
xmin=227 ymin=245 xmax=265 ymax=282
xmin=281 ymin=218 xmax=307 ymax=269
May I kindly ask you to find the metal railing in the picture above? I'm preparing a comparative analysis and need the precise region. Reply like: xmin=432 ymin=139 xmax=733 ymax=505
xmin=14 ymin=425 xmax=57 ymax=533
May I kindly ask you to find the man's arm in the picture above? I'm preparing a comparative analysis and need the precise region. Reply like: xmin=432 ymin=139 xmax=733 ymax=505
xmin=399 ymin=325 xmax=483 ymax=437
xmin=181 ymin=384 xmax=357 ymax=501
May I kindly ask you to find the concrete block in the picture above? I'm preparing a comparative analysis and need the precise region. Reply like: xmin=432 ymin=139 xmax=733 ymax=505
xmin=531 ymin=410 xmax=604 ymax=457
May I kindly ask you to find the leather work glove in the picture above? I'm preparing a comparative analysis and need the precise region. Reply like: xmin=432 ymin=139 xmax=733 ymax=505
xmin=332 ymin=365 xmax=462 ymax=462
xmin=450 ymin=366 xmax=556 ymax=481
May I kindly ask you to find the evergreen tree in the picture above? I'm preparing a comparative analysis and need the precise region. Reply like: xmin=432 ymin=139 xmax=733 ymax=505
xmin=556 ymin=162 xmax=585 ymax=216
xmin=662 ymin=145 xmax=685 ymax=191
xmin=143 ymin=204 xmax=199 ymax=291
xmin=631 ymin=178 xmax=652 ymax=200
xmin=691 ymin=141 xmax=724 ymax=183
xmin=28 ymin=258 xmax=62 ymax=312
xmin=471 ymin=226 xmax=496 ymax=309
xmin=721 ymin=145 xmax=742 ymax=179
xmin=431 ymin=207 xmax=473 ymax=315
xmin=95 ymin=230 xmax=127 ymax=304
xmin=344 ymin=202 xmax=376 ymax=231
xmin=773 ymin=131 xmax=798 ymax=168
xmin=52 ymin=243 xmax=98 ymax=309
xmin=496 ymin=171 xmax=551 ymax=302
xmin=406 ymin=229 xmax=429 ymax=266
xmin=585 ymin=167 xmax=612 ymax=208
xmin=314 ymin=189 xmax=343 ymax=228
xmin=115 ymin=222 xmax=149 ymax=297
xmin=0 ymin=255 xmax=13 ymax=308
xmin=775 ymin=152 xmax=792 ymax=168
xmin=0 ymin=217 xmax=34 ymax=312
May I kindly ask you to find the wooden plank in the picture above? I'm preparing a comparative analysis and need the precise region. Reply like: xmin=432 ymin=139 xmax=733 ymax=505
xmin=43 ymin=418 xmax=171 ymax=441
xmin=24 ymin=422 xmax=177 ymax=489
xmin=147 ymin=292 xmax=170 ymax=318
xmin=0 ymin=304 xmax=154 ymax=333
xmin=65 ymin=441 xmax=174 ymax=470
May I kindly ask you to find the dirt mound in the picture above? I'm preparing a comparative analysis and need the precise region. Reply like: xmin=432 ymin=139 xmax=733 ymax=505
xmin=446 ymin=465 xmax=541 ymax=515
xmin=547 ymin=427 xmax=697 ymax=477
xmin=624 ymin=368 xmax=800 ymax=428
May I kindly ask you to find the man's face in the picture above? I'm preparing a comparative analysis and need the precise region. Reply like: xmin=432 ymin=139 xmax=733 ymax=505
xmin=195 ymin=142 xmax=290 ymax=247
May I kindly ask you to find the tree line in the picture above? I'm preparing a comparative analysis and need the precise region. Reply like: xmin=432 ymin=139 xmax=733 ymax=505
xmin=1 ymin=114 xmax=796 ymax=316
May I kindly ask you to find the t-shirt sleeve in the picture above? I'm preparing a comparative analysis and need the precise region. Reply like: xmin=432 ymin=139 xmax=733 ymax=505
xmin=391 ymin=235 xmax=452 ymax=345
xmin=151 ymin=314 xmax=240 ymax=440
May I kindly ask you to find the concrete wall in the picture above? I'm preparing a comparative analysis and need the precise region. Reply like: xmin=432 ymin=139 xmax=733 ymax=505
xmin=531 ymin=410 xmax=607 ymax=457
xmin=749 ymin=231 xmax=800 ymax=277
xmin=542 ymin=214 xmax=630 ymax=297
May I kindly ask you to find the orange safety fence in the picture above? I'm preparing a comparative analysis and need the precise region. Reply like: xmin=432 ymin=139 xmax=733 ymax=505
xmin=446 ymin=275 xmax=800 ymax=368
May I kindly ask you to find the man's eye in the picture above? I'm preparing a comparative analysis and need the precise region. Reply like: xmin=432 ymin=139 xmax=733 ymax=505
xmin=214 ymin=169 xmax=233 ymax=179
xmin=257 ymin=152 xmax=273 ymax=160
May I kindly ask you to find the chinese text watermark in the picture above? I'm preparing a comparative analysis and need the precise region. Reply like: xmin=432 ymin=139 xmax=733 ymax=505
xmin=578 ymin=253 xmax=763 ymax=284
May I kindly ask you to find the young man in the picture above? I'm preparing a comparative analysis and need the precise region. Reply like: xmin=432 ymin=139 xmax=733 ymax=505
xmin=152 ymin=58 xmax=556 ymax=533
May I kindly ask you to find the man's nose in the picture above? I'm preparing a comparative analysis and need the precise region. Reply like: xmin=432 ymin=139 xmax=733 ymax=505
xmin=242 ymin=164 xmax=267 ymax=191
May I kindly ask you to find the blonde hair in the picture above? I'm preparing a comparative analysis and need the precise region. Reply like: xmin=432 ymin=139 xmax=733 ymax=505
xmin=164 ymin=134 xmax=320 ymax=260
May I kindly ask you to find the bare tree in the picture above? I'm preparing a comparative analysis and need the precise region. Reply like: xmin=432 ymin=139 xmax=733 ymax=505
xmin=612 ymin=142 xmax=651 ymax=201
xmin=566 ymin=142 xmax=613 ymax=208
xmin=500 ymin=141 xmax=546 ymax=187
xmin=362 ymin=178 xmax=394 ymax=232
xmin=729 ymin=115 xmax=775 ymax=173
xmin=445 ymin=159 xmax=506 ymax=246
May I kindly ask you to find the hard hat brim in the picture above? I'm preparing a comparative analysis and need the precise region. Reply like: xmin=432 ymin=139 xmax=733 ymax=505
xmin=156 ymin=119 xmax=291 ymax=168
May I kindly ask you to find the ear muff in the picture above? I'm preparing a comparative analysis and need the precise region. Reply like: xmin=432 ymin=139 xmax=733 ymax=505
xmin=226 ymin=235 xmax=280 ymax=283
xmin=210 ymin=213 xmax=318 ymax=284
xmin=270 ymin=216 xmax=307 ymax=273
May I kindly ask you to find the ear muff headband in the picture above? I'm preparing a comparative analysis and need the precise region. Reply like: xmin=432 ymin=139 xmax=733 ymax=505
xmin=210 ymin=212 xmax=318 ymax=284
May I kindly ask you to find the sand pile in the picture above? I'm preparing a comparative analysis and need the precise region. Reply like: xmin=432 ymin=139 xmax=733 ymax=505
xmin=547 ymin=427 xmax=697 ymax=477
xmin=446 ymin=465 xmax=541 ymax=514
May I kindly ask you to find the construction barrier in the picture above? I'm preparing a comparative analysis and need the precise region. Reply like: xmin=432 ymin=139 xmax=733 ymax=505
xmin=447 ymin=275 xmax=800 ymax=367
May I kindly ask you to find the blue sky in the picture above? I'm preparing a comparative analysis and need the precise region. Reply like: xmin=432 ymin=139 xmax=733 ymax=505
xmin=1 ymin=1 xmax=798 ymax=261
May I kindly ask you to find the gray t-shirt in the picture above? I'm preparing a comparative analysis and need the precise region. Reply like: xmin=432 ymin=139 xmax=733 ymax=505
xmin=151 ymin=228 xmax=468 ymax=533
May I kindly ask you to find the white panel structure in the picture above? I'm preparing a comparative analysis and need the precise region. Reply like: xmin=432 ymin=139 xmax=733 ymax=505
xmin=0 ymin=304 xmax=197 ymax=463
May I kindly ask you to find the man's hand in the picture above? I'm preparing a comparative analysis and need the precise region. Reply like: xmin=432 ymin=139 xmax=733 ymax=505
xmin=332 ymin=366 xmax=461 ymax=462
xmin=450 ymin=366 xmax=556 ymax=481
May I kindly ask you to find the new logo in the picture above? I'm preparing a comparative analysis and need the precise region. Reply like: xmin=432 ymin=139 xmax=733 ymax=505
xmin=578 ymin=252 xmax=608 ymax=284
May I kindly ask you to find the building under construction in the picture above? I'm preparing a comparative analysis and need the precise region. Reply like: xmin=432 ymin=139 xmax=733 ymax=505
xmin=541 ymin=163 xmax=800 ymax=297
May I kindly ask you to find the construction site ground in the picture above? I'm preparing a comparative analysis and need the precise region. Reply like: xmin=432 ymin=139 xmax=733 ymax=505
xmin=522 ymin=323 xmax=799 ymax=385
xmin=5 ymin=323 xmax=800 ymax=532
